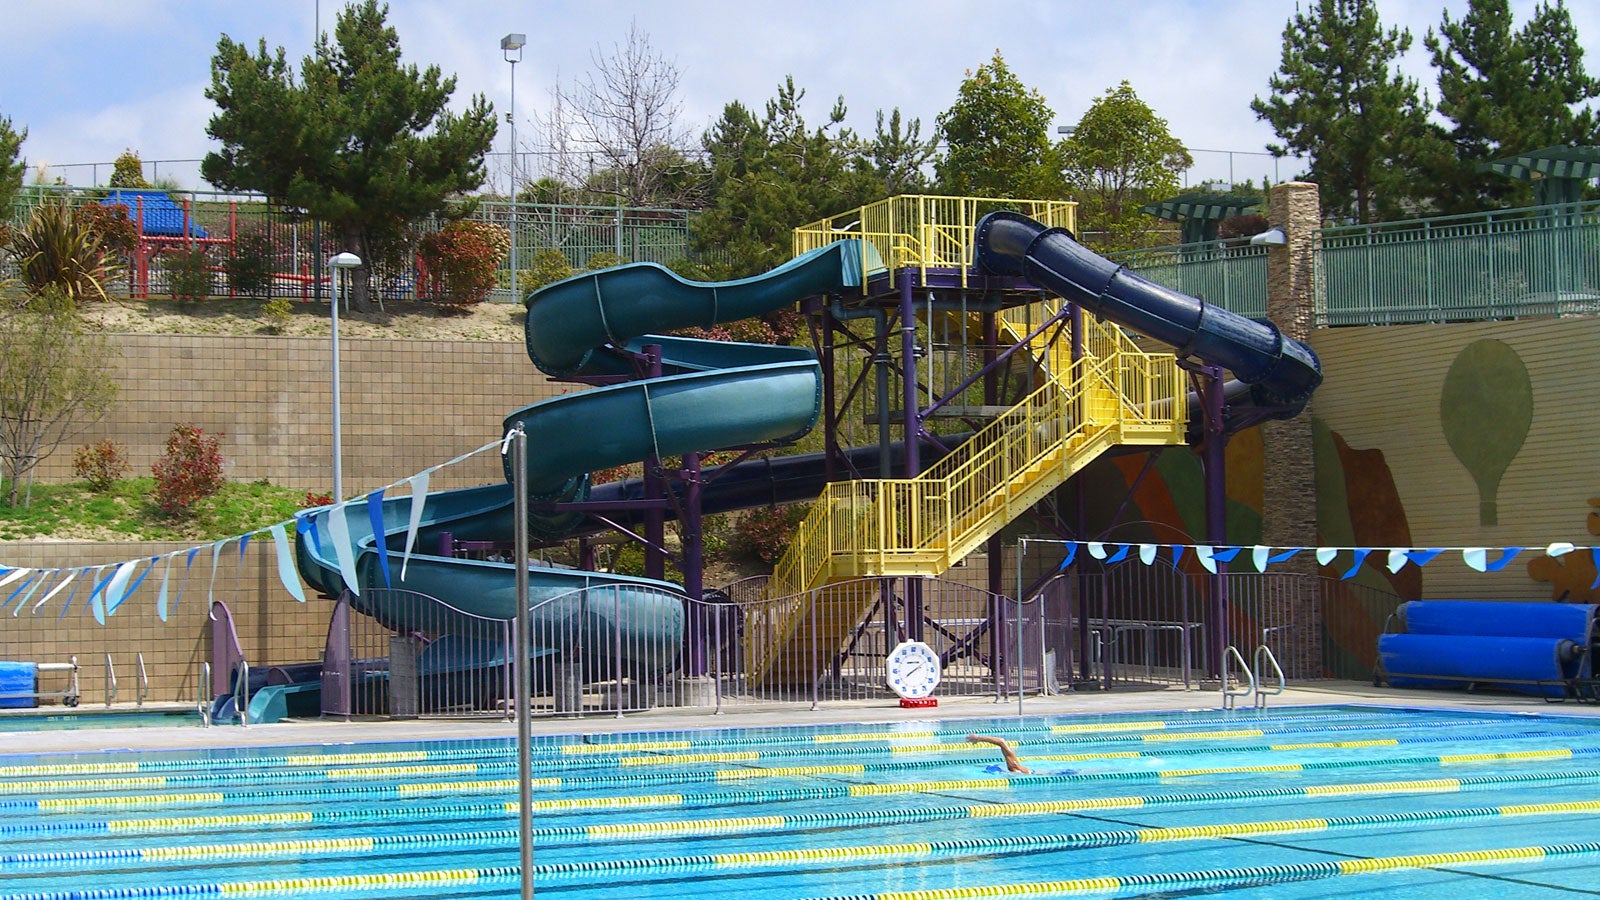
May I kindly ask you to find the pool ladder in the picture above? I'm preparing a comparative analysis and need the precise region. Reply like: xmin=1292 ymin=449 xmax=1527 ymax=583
xmin=1221 ymin=643 xmax=1285 ymax=709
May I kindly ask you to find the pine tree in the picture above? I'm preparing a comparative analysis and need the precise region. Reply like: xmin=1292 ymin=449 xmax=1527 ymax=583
xmin=1424 ymin=0 xmax=1600 ymax=213
xmin=0 ymin=114 xmax=25 ymax=214
xmin=693 ymin=79 xmax=874 ymax=278
xmin=201 ymin=0 xmax=496 ymax=312
xmin=1251 ymin=0 xmax=1435 ymax=223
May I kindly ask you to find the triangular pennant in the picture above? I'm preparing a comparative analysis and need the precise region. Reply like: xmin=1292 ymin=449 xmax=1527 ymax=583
xmin=117 ymin=558 xmax=158 ymax=612
xmin=1211 ymin=547 xmax=1241 ymax=564
xmin=34 ymin=570 xmax=76 ymax=614
xmin=1592 ymin=548 xmax=1600 ymax=590
xmin=1195 ymin=545 xmax=1217 ymax=574
xmin=1462 ymin=548 xmax=1488 ymax=572
xmin=1267 ymin=548 xmax=1301 ymax=564
xmin=16 ymin=571 xmax=54 ymax=615
xmin=1386 ymin=549 xmax=1410 ymax=574
xmin=326 ymin=503 xmax=361 ymax=598
xmin=401 ymin=471 xmax=430 ymax=580
xmin=271 ymin=524 xmax=306 ymax=603
xmin=0 ymin=567 xmax=30 ymax=590
xmin=238 ymin=534 xmax=251 ymax=560
xmin=1170 ymin=544 xmax=1184 ymax=567
xmin=1483 ymin=548 xmax=1523 ymax=572
xmin=1104 ymin=544 xmax=1130 ymax=564
xmin=207 ymin=538 xmax=229 ymax=605
xmin=1055 ymin=542 xmax=1078 ymax=571
xmin=1251 ymin=545 xmax=1271 ymax=572
xmin=1316 ymin=548 xmax=1339 ymax=566
xmin=1547 ymin=542 xmax=1577 ymax=557
xmin=367 ymin=489 xmax=391 ymax=588
xmin=1137 ymin=544 xmax=1157 ymax=565
xmin=5 ymin=573 xmax=40 ymax=615
xmin=1087 ymin=542 xmax=1107 ymax=560
xmin=1405 ymin=549 xmax=1444 ymax=567
xmin=156 ymin=552 xmax=176 ymax=622
xmin=88 ymin=566 xmax=119 ymax=626
xmin=58 ymin=570 xmax=89 ymax=619
xmin=1342 ymin=549 xmax=1372 ymax=580
xmin=103 ymin=560 xmax=139 ymax=616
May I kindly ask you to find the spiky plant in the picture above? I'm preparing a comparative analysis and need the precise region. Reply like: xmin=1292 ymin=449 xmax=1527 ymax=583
xmin=6 ymin=201 xmax=123 ymax=307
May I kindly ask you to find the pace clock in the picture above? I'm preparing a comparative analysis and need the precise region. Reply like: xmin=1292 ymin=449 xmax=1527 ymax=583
xmin=885 ymin=640 xmax=941 ymax=699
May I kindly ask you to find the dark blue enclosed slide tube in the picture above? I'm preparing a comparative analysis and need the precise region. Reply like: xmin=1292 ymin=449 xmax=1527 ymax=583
xmin=974 ymin=211 xmax=1322 ymax=414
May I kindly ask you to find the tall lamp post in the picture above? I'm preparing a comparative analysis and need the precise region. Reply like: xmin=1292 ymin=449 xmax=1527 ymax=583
xmin=328 ymin=252 xmax=363 ymax=502
xmin=501 ymin=33 xmax=525 ymax=304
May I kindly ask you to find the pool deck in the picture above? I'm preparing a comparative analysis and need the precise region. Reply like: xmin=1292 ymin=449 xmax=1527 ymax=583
xmin=5 ymin=681 xmax=1599 ymax=755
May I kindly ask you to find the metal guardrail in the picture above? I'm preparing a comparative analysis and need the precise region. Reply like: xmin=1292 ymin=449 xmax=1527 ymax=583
xmin=792 ymin=194 xmax=1077 ymax=289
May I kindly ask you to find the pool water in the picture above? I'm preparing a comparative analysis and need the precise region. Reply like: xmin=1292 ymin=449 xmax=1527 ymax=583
xmin=0 ymin=709 xmax=200 ymax=732
xmin=3 ymin=704 xmax=1600 ymax=898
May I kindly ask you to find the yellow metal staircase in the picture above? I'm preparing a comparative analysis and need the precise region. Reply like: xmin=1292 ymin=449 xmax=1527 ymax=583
xmin=751 ymin=315 xmax=1188 ymax=684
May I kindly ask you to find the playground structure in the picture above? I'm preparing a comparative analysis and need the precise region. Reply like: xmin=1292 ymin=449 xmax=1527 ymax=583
xmin=274 ymin=193 xmax=1324 ymax=720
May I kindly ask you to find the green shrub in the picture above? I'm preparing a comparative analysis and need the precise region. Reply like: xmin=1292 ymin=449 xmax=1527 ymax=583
xmin=162 ymin=248 xmax=213 ymax=302
xmin=260 ymin=296 xmax=292 ymax=332
xmin=151 ymin=424 xmax=225 ymax=516
xmin=522 ymin=249 xmax=575 ymax=293
xmin=72 ymin=439 xmax=129 ymax=492
xmin=418 ymin=220 xmax=509 ymax=306
xmin=225 ymin=223 xmax=279 ymax=297
xmin=585 ymin=251 xmax=624 ymax=271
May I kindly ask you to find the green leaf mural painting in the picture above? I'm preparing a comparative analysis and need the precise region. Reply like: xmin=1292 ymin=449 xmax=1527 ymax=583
xmin=1439 ymin=339 xmax=1532 ymax=526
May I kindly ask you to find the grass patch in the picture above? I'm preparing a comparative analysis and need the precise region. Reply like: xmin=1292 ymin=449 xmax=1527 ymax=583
xmin=0 ymin=478 xmax=307 ymax=542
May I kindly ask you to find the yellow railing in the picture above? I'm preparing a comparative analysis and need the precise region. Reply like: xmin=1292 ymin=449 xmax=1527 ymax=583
xmin=793 ymin=195 xmax=1077 ymax=288
xmin=764 ymin=318 xmax=1184 ymax=603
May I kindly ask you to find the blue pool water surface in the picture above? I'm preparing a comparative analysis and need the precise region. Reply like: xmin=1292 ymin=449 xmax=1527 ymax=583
xmin=3 ymin=705 xmax=1600 ymax=898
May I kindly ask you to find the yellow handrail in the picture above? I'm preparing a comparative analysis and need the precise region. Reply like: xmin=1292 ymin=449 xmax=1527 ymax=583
xmin=793 ymin=195 xmax=1077 ymax=288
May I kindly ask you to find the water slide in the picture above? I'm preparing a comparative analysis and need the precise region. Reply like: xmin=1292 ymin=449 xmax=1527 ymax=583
xmin=295 ymin=240 xmax=870 ymax=683
xmin=975 ymin=211 xmax=1322 ymax=415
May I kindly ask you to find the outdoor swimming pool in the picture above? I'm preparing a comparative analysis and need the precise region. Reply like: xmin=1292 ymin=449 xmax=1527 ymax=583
xmin=3 ymin=704 xmax=1600 ymax=898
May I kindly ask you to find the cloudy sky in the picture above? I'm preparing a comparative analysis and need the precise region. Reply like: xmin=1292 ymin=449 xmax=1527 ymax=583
xmin=3 ymin=0 xmax=1596 ymax=193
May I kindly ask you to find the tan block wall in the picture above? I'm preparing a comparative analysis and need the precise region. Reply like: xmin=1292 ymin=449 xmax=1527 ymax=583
xmin=7 ymin=332 xmax=555 ymax=706
xmin=0 ymin=540 xmax=329 ymax=706
xmin=34 ymin=334 xmax=553 ymax=494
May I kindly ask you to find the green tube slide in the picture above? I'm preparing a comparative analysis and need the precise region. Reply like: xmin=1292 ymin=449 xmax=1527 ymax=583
xmin=295 ymin=240 xmax=866 ymax=684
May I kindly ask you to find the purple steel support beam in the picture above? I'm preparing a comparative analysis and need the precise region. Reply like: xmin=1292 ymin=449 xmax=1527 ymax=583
xmin=898 ymin=271 xmax=921 ymax=477
xmin=578 ymin=538 xmax=596 ymax=572
xmin=682 ymin=451 xmax=707 ymax=676
xmin=1200 ymin=365 xmax=1230 ymax=678
xmin=821 ymin=304 xmax=839 ymax=483
xmin=319 ymin=590 xmax=352 ymax=719
xmin=642 ymin=345 xmax=667 ymax=581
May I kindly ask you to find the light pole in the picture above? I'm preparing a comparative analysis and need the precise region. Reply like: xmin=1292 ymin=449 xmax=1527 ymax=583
xmin=328 ymin=251 xmax=362 ymax=502
xmin=501 ymin=33 xmax=525 ymax=304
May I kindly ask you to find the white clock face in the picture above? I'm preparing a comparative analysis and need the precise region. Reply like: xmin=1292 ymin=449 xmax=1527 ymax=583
xmin=886 ymin=641 xmax=942 ymax=699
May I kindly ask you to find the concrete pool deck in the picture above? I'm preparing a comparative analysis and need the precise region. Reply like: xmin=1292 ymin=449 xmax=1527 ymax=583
xmin=4 ymin=681 xmax=1598 ymax=755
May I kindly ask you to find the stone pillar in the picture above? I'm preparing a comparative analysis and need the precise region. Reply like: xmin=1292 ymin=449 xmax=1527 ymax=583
xmin=1261 ymin=182 xmax=1321 ymax=678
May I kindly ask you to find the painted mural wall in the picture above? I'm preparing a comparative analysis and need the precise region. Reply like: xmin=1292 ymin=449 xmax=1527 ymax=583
xmin=1310 ymin=316 xmax=1600 ymax=602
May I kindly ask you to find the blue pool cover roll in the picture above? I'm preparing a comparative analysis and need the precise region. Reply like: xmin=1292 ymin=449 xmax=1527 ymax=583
xmin=1379 ymin=633 xmax=1581 ymax=698
xmin=0 ymin=661 xmax=37 ymax=708
xmin=1400 ymin=601 xmax=1598 ymax=643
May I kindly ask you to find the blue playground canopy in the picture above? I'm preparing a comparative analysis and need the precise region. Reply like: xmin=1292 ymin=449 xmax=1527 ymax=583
xmin=100 ymin=189 xmax=209 ymax=239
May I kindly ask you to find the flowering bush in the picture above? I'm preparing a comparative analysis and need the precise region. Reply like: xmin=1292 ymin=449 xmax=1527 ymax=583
xmin=74 ymin=203 xmax=140 ymax=257
xmin=418 ymin=220 xmax=509 ymax=306
xmin=73 ymin=439 xmax=129 ymax=492
xmin=151 ymin=424 xmax=225 ymax=516
xmin=734 ymin=504 xmax=811 ymax=563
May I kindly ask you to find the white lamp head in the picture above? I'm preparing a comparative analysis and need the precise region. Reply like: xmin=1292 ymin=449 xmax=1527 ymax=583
xmin=329 ymin=252 xmax=363 ymax=269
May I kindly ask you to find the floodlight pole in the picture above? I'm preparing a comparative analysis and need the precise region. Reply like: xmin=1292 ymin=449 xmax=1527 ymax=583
xmin=328 ymin=252 xmax=362 ymax=501
xmin=502 ymin=33 xmax=526 ymax=304
xmin=510 ymin=421 xmax=533 ymax=900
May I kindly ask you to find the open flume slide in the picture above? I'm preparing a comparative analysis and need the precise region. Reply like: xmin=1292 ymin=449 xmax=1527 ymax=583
xmin=295 ymin=241 xmax=870 ymax=684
